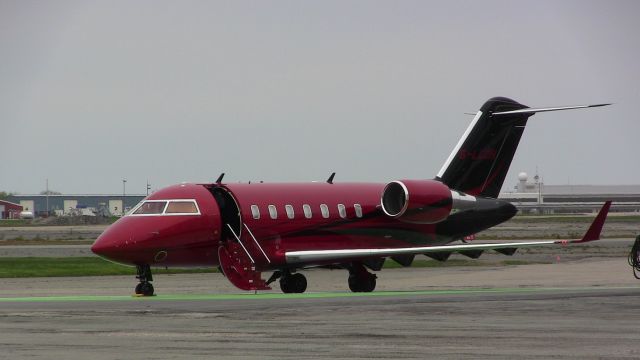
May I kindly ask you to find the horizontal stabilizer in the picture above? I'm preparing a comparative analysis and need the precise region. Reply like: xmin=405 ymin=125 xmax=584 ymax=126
xmin=492 ymin=103 xmax=611 ymax=116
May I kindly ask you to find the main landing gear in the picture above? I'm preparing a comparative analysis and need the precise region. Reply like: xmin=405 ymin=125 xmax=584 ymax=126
xmin=267 ymin=270 xmax=307 ymax=293
xmin=347 ymin=263 xmax=377 ymax=293
xmin=135 ymin=264 xmax=154 ymax=296
xmin=266 ymin=264 xmax=377 ymax=294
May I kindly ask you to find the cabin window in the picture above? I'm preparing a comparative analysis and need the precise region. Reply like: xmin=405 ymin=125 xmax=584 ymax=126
xmin=303 ymin=204 xmax=312 ymax=219
xmin=354 ymin=204 xmax=363 ymax=218
xmin=268 ymin=205 xmax=277 ymax=219
xmin=251 ymin=205 xmax=260 ymax=219
xmin=165 ymin=201 xmax=198 ymax=214
xmin=320 ymin=204 xmax=329 ymax=218
xmin=338 ymin=204 xmax=347 ymax=218
xmin=133 ymin=201 xmax=166 ymax=215
xmin=285 ymin=205 xmax=295 ymax=219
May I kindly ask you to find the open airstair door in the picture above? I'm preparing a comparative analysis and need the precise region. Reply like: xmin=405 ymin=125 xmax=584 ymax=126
xmin=210 ymin=186 xmax=270 ymax=291
xmin=211 ymin=187 xmax=242 ymax=241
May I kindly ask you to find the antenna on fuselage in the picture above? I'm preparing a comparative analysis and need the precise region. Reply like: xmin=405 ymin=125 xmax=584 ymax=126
xmin=327 ymin=172 xmax=335 ymax=184
xmin=216 ymin=173 xmax=225 ymax=184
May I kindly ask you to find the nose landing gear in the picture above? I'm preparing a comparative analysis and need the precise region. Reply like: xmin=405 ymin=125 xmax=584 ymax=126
xmin=135 ymin=264 xmax=154 ymax=296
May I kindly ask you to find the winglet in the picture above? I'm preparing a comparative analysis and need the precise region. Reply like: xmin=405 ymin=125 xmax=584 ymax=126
xmin=573 ymin=201 xmax=612 ymax=243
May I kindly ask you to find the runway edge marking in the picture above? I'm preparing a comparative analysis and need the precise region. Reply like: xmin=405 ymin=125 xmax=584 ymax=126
xmin=0 ymin=286 xmax=636 ymax=303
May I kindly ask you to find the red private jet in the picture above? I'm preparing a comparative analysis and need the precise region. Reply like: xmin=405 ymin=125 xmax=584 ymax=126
xmin=92 ymin=97 xmax=611 ymax=296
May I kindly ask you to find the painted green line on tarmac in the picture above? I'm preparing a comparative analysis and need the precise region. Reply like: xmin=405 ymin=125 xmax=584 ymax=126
xmin=0 ymin=286 xmax=635 ymax=303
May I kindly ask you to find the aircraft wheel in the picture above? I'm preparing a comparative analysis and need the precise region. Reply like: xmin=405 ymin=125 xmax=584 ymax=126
xmin=280 ymin=273 xmax=307 ymax=293
xmin=135 ymin=264 xmax=154 ymax=296
xmin=348 ymin=274 xmax=376 ymax=293
xmin=289 ymin=273 xmax=307 ymax=293
xmin=280 ymin=277 xmax=292 ymax=293
xmin=138 ymin=282 xmax=154 ymax=296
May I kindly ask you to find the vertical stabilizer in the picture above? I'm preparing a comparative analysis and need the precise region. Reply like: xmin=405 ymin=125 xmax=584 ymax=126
xmin=436 ymin=97 xmax=532 ymax=198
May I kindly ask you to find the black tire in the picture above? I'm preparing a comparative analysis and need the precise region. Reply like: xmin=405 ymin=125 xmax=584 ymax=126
xmin=140 ymin=282 xmax=154 ymax=296
xmin=289 ymin=273 xmax=307 ymax=293
xmin=348 ymin=274 xmax=376 ymax=293
xmin=361 ymin=276 xmax=376 ymax=293
xmin=135 ymin=283 xmax=143 ymax=294
xmin=348 ymin=275 xmax=361 ymax=292
xmin=280 ymin=273 xmax=307 ymax=293
xmin=279 ymin=277 xmax=292 ymax=293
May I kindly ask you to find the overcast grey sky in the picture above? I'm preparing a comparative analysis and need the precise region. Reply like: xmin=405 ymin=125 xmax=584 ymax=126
xmin=1 ymin=0 xmax=638 ymax=194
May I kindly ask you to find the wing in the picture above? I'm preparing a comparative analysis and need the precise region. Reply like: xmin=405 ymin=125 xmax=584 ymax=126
xmin=286 ymin=201 xmax=611 ymax=265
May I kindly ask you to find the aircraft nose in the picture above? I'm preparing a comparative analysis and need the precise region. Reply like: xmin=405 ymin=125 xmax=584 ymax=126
xmin=91 ymin=220 xmax=135 ymax=262
xmin=91 ymin=232 xmax=118 ymax=258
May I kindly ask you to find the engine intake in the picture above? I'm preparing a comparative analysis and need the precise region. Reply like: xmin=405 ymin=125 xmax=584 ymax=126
xmin=381 ymin=180 xmax=453 ymax=224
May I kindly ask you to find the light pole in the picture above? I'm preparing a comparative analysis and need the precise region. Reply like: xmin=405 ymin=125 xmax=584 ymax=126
xmin=122 ymin=179 xmax=127 ymax=216
xmin=146 ymin=180 xmax=150 ymax=196
xmin=45 ymin=178 xmax=49 ymax=217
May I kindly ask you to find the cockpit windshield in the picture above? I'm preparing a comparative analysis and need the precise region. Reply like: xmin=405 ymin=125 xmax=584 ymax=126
xmin=129 ymin=199 xmax=200 ymax=216
xmin=133 ymin=201 xmax=167 ymax=215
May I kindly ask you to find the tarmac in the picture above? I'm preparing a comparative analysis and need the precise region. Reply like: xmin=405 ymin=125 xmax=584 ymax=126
xmin=1 ymin=256 xmax=640 ymax=359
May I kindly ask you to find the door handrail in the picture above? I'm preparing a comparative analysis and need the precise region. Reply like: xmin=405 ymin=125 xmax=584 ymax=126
xmin=226 ymin=223 xmax=255 ymax=264
xmin=243 ymin=223 xmax=271 ymax=264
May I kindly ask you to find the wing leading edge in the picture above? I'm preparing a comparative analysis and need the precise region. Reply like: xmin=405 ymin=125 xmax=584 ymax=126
xmin=285 ymin=201 xmax=611 ymax=265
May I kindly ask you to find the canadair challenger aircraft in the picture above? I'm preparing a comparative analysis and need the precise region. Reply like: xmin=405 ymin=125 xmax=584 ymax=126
xmin=92 ymin=97 xmax=611 ymax=296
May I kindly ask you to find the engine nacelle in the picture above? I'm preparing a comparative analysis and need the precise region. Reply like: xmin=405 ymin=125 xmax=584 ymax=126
xmin=381 ymin=180 xmax=453 ymax=224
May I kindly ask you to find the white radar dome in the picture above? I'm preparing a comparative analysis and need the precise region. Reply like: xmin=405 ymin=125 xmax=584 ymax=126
xmin=518 ymin=172 xmax=528 ymax=182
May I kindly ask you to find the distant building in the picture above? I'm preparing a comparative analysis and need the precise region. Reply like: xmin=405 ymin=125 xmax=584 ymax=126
xmin=5 ymin=175 xmax=640 ymax=218
xmin=500 ymin=172 xmax=640 ymax=214
xmin=6 ymin=194 xmax=146 ymax=217
xmin=0 ymin=200 xmax=23 ymax=219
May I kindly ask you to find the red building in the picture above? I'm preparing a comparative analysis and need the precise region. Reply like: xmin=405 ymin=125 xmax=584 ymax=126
xmin=0 ymin=200 xmax=23 ymax=219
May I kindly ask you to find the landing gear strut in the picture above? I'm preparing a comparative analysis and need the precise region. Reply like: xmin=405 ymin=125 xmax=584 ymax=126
xmin=348 ymin=262 xmax=377 ymax=293
xmin=267 ymin=270 xmax=307 ymax=293
xmin=135 ymin=264 xmax=154 ymax=296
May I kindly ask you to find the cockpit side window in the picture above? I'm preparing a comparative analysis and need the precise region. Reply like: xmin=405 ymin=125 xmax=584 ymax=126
xmin=133 ymin=201 xmax=167 ymax=215
xmin=165 ymin=201 xmax=198 ymax=214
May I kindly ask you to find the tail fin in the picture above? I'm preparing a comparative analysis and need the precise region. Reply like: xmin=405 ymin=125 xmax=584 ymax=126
xmin=436 ymin=97 xmax=610 ymax=198
xmin=436 ymin=97 xmax=531 ymax=198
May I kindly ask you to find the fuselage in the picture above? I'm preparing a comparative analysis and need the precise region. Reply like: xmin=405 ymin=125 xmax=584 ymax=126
xmin=91 ymin=181 xmax=516 ymax=270
xmin=89 ymin=97 xmax=608 ymax=295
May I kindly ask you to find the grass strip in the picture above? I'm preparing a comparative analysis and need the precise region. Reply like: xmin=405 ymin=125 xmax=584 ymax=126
xmin=2 ymin=286 xmax=633 ymax=303
xmin=0 ymin=257 xmax=549 ymax=278
xmin=0 ymin=257 xmax=215 ymax=278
